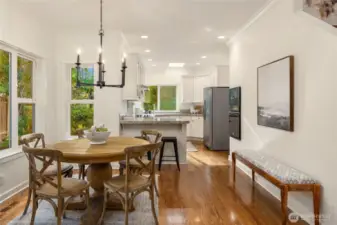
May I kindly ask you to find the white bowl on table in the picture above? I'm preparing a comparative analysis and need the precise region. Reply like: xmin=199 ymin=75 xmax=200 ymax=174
xmin=84 ymin=130 xmax=111 ymax=145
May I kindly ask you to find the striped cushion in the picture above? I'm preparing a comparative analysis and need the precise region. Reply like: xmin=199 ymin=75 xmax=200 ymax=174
xmin=234 ymin=150 xmax=317 ymax=184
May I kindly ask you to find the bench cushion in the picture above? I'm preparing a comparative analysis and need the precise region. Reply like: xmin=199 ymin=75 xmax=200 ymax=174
xmin=234 ymin=150 xmax=318 ymax=185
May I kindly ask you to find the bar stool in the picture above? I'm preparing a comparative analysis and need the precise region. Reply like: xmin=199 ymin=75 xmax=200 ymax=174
xmin=159 ymin=137 xmax=180 ymax=171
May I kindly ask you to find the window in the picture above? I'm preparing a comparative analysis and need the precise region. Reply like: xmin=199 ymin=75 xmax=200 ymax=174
xmin=144 ymin=85 xmax=177 ymax=111
xmin=0 ymin=49 xmax=10 ymax=150
xmin=17 ymin=56 xmax=35 ymax=139
xmin=70 ymin=66 xmax=94 ymax=135
xmin=0 ymin=47 xmax=36 ymax=151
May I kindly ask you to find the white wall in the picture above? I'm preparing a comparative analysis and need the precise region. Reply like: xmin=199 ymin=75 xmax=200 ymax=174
xmin=0 ymin=0 xmax=56 ymax=201
xmin=229 ymin=0 xmax=337 ymax=224
xmin=54 ymin=29 xmax=125 ymax=140
xmin=217 ymin=65 xmax=229 ymax=86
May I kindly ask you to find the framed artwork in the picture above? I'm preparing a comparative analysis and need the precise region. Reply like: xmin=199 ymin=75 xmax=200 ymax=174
xmin=229 ymin=87 xmax=241 ymax=113
xmin=257 ymin=56 xmax=294 ymax=132
xmin=303 ymin=0 xmax=337 ymax=27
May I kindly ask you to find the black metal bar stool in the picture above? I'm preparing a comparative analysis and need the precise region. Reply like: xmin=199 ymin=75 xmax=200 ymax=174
xmin=159 ymin=137 xmax=180 ymax=171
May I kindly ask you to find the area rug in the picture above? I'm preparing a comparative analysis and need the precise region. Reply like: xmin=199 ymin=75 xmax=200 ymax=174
xmin=9 ymin=191 xmax=158 ymax=225
xmin=186 ymin=141 xmax=198 ymax=152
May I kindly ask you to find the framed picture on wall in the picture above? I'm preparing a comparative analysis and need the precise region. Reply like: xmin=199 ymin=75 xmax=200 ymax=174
xmin=229 ymin=87 xmax=241 ymax=113
xmin=257 ymin=56 xmax=294 ymax=132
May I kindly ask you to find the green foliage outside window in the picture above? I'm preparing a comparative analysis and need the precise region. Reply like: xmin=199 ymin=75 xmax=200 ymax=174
xmin=18 ymin=104 xmax=34 ymax=138
xmin=71 ymin=67 xmax=95 ymax=135
xmin=143 ymin=86 xmax=176 ymax=111
xmin=160 ymin=86 xmax=176 ymax=110
xmin=143 ymin=86 xmax=158 ymax=111
xmin=0 ymin=50 xmax=10 ymax=150
xmin=71 ymin=104 xmax=94 ymax=135
xmin=72 ymin=67 xmax=94 ymax=100
xmin=17 ymin=57 xmax=33 ymax=98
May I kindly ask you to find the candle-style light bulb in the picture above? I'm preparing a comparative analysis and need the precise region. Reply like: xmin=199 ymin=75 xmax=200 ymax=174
xmin=77 ymin=48 xmax=81 ymax=63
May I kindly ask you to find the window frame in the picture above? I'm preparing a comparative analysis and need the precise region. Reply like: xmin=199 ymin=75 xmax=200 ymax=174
xmin=145 ymin=85 xmax=179 ymax=112
xmin=67 ymin=63 xmax=96 ymax=137
xmin=0 ymin=44 xmax=37 ymax=153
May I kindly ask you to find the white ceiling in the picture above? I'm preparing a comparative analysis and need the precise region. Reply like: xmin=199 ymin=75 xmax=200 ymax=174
xmin=15 ymin=0 xmax=267 ymax=69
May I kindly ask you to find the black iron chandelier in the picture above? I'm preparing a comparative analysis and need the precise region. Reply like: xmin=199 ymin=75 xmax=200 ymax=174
xmin=75 ymin=0 xmax=127 ymax=88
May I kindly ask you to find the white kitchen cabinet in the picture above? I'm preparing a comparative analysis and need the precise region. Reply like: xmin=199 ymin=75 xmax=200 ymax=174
xmin=182 ymin=75 xmax=211 ymax=103
xmin=122 ymin=54 xmax=143 ymax=100
xmin=194 ymin=76 xmax=211 ymax=103
xmin=181 ymin=116 xmax=192 ymax=136
xmin=182 ymin=76 xmax=194 ymax=103
xmin=190 ymin=116 xmax=203 ymax=138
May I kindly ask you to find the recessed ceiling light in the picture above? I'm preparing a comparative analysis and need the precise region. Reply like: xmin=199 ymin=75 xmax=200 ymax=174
xmin=201 ymin=56 xmax=207 ymax=59
xmin=148 ymin=59 xmax=153 ymax=62
xmin=196 ymin=62 xmax=200 ymax=65
xmin=152 ymin=64 xmax=156 ymax=67
xmin=169 ymin=63 xmax=185 ymax=68
xmin=141 ymin=35 xmax=148 ymax=39
xmin=217 ymin=36 xmax=226 ymax=39
xmin=145 ymin=49 xmax=151 ymax=53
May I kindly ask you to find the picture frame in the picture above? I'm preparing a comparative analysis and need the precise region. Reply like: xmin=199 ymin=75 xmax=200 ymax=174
xmin=257 ymin=56 xmax=294 ymax=132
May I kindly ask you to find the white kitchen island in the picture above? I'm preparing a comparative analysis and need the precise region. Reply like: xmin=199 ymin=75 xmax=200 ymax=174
xmin=120 ymin=117 xmax=190 ymax=164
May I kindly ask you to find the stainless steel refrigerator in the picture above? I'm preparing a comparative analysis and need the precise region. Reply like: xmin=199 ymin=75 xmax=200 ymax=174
xmin=203 ymin=87 xmax=229 ymax=151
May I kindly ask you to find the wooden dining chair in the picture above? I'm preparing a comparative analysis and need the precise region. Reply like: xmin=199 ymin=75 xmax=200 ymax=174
xmin=20 ymin=133 xmax=74 ymax=217
xmin=76 ymin=129 xmax=87 ymax=180
xmin=119 ymin=130 xmax=162 ymax=197
xmin=99 ymin=142 xmax=162 ymax=225
xmin=22 ymin=145 xmax=90 ymax=225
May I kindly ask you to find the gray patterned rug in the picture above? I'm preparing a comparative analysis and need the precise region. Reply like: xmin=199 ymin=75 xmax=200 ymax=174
xmin=9 ymin=192 xmax=158 ymax=225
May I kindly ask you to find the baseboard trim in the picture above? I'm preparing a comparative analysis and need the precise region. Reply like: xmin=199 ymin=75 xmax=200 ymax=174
xmin=0 ymin=181 xmax=28 ymax=210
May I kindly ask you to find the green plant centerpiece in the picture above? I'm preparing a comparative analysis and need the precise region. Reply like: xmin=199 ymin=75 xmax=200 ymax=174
xmin=84 ymin=124 xmax=111 ymax=145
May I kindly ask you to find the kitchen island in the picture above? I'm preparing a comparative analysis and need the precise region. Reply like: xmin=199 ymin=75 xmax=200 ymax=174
xmin=120 ymin=117 xmax=190 ymax=164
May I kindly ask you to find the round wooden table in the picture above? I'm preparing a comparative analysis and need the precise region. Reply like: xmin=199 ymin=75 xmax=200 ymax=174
xmin=53 ymin=136 xmax=149 ymax=224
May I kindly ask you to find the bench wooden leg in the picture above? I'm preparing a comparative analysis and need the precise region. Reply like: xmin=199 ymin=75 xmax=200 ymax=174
xmin=252 ymin=170 xmax=255 ymax=183
xmin=313 ymin=184 xmax=321 ymax=225
xmin=232 ymin=153 xmax=236 ymax=183
xmin=281 ymin=186 xmax=289 ymax=225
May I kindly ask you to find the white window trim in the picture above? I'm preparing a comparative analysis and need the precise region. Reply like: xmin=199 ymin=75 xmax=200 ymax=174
xmin=147 ymin=85 xmax=179 ymax=113
xmin=0 ymin=44 xmax=37 ymax=161
xmin=67 ymin=63 xmax=96 ymax=138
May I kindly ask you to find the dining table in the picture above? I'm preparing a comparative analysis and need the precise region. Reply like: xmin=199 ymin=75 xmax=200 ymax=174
xmin=52 ymin=136 xmax=149 ymax=224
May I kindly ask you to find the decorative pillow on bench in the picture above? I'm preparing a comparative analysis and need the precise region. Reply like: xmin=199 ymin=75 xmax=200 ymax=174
xmin=234 ymin=150 xmax=318 ymax=185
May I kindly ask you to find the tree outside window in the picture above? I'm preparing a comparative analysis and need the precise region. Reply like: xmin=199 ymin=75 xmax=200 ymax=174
xmin=70 ymin=66 xmax=94 ymax=135
xmin=143 ymin=85 xmax=177 ymax=111
xmin=0 ymin=49 xmax=10 ymax=150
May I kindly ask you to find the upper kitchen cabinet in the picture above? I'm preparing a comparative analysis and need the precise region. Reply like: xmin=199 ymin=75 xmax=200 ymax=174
xmin=182 ymin=76 xmax=194 ymax=103
xmin=182 ymin=75 xmax=211 ymax=103
xmin=122 ymin=54 xmax=144 ymax=100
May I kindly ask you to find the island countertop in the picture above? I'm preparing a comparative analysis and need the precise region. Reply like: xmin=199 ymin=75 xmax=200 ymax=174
xmin=120 ymin=117 xmax=190 ymax=125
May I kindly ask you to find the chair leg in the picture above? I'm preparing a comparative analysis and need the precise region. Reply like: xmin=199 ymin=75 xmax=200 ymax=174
xmin=158 ymin=142 xmax=165 ymax=171
xmin=150 ymin=186 xmax=159 ymax=225
xmin=30 ymin=193 xmax=37 ymax=225
xmin=232 ymin=153 xmax=236 ymax=183
xmin=173 ymin=141 xmax=180 ymax=171
xmin=57 ymin=197 xmax=63 ymax=225
xmin=98 ymin=189 xmax=108 ymax=225
xmin=313 ymin=184 xmax=321 ymax=225
xmin=22 ymin=188 xmax=32 ymax=217
xmin=119 ymin=167 xmax=124 ymax=176
xmin=154 ymin=178 xmax=159 ymax=197
xmin=281 ymin=186 xmax=289 ymax=225
xmin=124 ymin=196 xmax=129 ymax=225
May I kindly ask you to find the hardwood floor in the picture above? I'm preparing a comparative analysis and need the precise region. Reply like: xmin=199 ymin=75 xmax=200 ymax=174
xmin=0 ymin=142 xmax=307 ymax=225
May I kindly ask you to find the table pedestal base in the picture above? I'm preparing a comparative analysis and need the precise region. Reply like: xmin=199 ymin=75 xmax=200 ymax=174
xmin=66 ymin=163 xmax=134 ymax=224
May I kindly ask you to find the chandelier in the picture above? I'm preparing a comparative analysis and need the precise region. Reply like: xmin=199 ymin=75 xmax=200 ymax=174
xmin=75 ymin=0 xmax=127 ymax=88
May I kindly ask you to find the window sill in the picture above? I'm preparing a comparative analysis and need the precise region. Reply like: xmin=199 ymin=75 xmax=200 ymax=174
xmin=0 ymin=148 xmax=24 ymax=164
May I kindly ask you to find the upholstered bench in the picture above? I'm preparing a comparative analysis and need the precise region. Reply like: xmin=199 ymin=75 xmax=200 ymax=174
xmin=232 ymin=150 xmax=321 ymax=225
